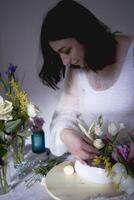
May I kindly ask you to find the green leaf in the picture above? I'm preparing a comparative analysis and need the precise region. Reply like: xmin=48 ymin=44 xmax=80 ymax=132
xmin=0 ymin=120 xmax=5 ymax=131
xmin=0 ymin=131 xmax=5 ymax=141
xmin=17 ymin=130 xmax=32 ymax=137
xmin=0 ymin=78 xmax=9 ymax=92
xmin=129 ymin=134 xmax=134 ymax=142
xmin=0 ymin=147 xmax=7 ymax=158
xmin=5 ymin=119 xmax=22 ymax=133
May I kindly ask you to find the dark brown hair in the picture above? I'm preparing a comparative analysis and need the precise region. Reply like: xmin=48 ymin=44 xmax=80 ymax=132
xmin=39 ymin=0 xmax=117 ymax=89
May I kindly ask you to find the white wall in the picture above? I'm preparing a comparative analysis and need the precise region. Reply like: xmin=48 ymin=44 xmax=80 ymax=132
xmin=0 ymin=0 xmax=134 ymax=147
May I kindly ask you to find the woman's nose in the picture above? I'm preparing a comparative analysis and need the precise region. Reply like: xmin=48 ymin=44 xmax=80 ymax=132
xmin=60 ymin=54 xmax=71 ymax=66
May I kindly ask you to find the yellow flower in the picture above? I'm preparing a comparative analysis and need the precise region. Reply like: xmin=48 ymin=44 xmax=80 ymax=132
xmin=104 ymin=157 xmax=112 ymax=173
xmin=7 ymin=79 xmax=28 ymax=116
xmin=91 ymin=155 xmax=112 ymax=173
xmin=91 ymin=156 xmax=101 ymax=166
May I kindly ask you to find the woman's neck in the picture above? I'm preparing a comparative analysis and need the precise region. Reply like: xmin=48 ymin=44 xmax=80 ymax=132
xmin=86 ymin=35 xmax=132 ymax=91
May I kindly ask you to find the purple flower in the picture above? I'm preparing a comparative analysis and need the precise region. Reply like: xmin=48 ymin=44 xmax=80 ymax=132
xmin=111 ymin=151 xmax=117 ymax=161
xmin=34 ymin=117 xmax=45 ymax=130
xmin=27 ymin=117 xmax=45 ymax=131
xmin=0 ymin=72 xmax=1 ymax=77
xmin=6 ymin=64 xmax=18 ymax=73
xmin=117 ymin=144 xmax=130 ymax=162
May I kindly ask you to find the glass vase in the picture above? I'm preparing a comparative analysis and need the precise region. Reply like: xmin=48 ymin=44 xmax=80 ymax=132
xmin=12 ymin=136 xmax=25 ymax=166
xmin=0 ymin=155 xmax=10 ymax=195
xmin=31 ymin=130 xmax=45 ymax=153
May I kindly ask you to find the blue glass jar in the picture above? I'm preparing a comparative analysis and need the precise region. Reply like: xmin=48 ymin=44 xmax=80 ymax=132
xmin=31 ymin=130 xmax=45 ymax=153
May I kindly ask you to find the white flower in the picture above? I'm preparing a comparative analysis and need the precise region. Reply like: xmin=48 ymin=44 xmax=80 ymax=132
xmin=78 ymin=115 xmax=103 ymax=141
xmin=0 ymin=96 xmax=4 ymax=109
xmin=78 ymin=123 xmax=93 ymax=141
xmin=108 ymin=122 xmax=125 ymax=136
xmin=27 ymin=102 xmax=40 ymax=118
xmin=111 ymin=163 xmax=127 ymax=177
xmin=40 ymin=177 xmax=46 ymax=186
xmin=93 ymin=139 xmax=105 ymax=149
xmin=0 ymin=96 xmax=13 ymax=120
xmin=94 ymin=124 xmax=103 ymax=136
xmin=119 ymin=175 xmax=134 ymax=195
xmin=110 ymin=163 xmax=127 ymax=185
xmin=89 ymin=115 xmax=103 ymax=136
xmin=111 ymin=173 xmax=122 ymax=184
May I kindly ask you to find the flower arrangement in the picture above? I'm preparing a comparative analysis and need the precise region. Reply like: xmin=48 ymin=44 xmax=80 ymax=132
xmin=78 ymin=115 xmax=134 ymax=195
xmin=28 ymin=116 xmax=45 ymax=132
xmin=0 ymin=64 xmax=40 ymax=165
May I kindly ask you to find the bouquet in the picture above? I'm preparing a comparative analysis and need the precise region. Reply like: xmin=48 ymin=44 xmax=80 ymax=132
xmin=78 ymin=115 xmax=134 ymax=195
xmin=0 ymin=64 xmax=40 ymax=164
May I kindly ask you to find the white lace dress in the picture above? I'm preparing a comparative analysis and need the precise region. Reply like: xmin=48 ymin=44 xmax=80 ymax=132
xmin=49 ymin=40 xmax=134 ymax=200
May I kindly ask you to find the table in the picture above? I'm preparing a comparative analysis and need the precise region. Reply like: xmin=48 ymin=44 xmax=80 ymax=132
xmin=0 ymin=144 xmax=53 ymax=200
xmin=0 ymin=145 xmax=133 ymax=200
xmin=0 ymin=182 xmax=53 ymax=200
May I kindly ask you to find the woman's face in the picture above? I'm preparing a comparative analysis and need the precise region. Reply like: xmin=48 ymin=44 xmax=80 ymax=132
xmin=49 ymin=38 xmax=87 ymax=68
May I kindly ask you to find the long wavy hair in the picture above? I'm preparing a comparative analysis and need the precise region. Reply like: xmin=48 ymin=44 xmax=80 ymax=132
xmin=39 ymin=0 xmax=117 ymax=89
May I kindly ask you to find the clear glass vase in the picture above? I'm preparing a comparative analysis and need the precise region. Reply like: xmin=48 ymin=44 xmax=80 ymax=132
xmin=12 ymin=136 xmax=25 ymax=166
xmin=0 ymin=156 xmax=10 ymax=195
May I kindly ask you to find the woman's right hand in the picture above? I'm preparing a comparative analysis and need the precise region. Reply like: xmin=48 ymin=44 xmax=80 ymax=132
xmin=60 ymin=128 xmax=97 ymax=164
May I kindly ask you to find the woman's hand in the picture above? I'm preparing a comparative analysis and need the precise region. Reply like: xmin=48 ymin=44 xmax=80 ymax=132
xmin=60 ymin=128 xmax=97 ymax=164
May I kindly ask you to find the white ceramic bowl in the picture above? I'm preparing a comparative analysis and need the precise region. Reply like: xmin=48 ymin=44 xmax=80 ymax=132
xmin=74 ymin=160 xmax=112 ymax=184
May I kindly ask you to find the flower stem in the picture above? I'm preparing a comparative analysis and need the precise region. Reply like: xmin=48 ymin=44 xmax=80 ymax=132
xmin=0 ymin=163 xmax=9 ymax=194
xmin=0 ymin=79 xmax=9 ymax=92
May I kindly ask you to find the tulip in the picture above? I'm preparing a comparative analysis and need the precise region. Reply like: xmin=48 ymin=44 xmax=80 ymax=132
xmin=93 ymin=138 xmax=105 ymax=149
xmin=108 ymin=122 xmax=125 ymax=136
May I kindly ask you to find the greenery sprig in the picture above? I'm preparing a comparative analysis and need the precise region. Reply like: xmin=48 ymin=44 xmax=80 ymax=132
xmin=24 ymin=154 xmax=68 ymax=188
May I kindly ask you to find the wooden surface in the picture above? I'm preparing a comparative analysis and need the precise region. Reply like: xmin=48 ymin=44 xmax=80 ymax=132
xmin=45 ymin=161 xmax=121 ymax=200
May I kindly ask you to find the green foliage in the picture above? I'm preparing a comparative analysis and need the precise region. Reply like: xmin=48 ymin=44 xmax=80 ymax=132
xmin=0 ymin=148 xmax=7 ymax=159
xmin=5 ymin=119 xmax=22 ymax=133
xmin=17 ymin=130 xmax=32 ymax=137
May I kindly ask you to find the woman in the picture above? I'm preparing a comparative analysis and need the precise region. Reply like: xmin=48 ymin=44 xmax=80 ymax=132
xmin=39 ymin=0 xmax=134 ymax=164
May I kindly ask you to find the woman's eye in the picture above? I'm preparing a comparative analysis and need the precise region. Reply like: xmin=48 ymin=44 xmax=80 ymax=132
xmin=62 ymin=48 xmax=71 ymax=54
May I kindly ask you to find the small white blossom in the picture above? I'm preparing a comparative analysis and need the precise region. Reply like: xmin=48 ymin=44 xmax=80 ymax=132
xmin=110 ymin=163 xmax=127 ymax=185
xmin=119 ymin=123 xmax=125 ymax=130
xmin=0 ymin=96 xmax=13 ymax=120
xmin=94 ymin=124 xmax=103 ymax=136
xmin=40 ymin=177 xmax=46 ymax=186
xmin=27 ymin=102 xmax=40 ymax=118
xmin=78 ymin=115 xmax=103 ymax=141
xmin=119 ymin=175 xmax=134 ymax=195
xmin=88 ymin=115 xmax=103 ymax=136
xmin=93 ymin=138 xmax=105 ymax=149
xmin=111 ymin=163 xmax=127 ymax=176
xmin=108 ymin=122 xmax=125 ymax=136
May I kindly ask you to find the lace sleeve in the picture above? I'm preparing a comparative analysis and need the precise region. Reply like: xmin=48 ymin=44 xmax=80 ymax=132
xmin=49 ymin=68 xmax=81 ymax=156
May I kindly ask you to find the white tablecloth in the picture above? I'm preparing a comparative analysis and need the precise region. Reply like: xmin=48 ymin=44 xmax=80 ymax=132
xmin=0 ymin=182 xmax=53 ymax=200
xmin=0 ymin=143 xmax=54 ymax=200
